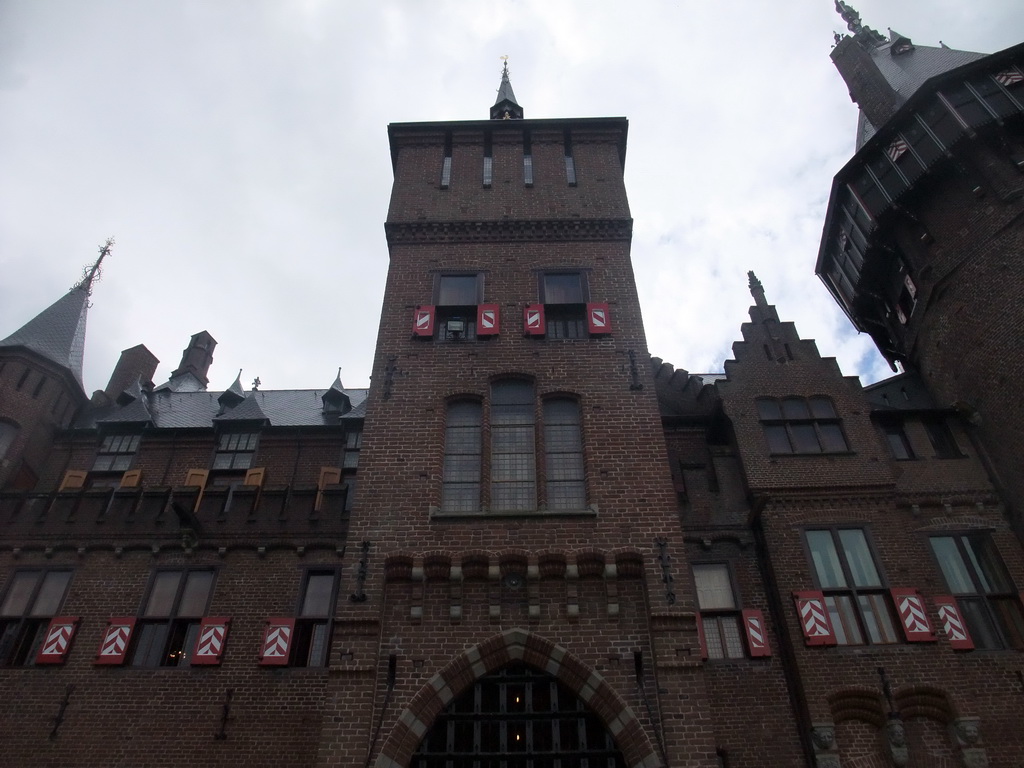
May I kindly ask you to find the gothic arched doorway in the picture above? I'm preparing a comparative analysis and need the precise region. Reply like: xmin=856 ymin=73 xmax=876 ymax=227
xmin=411 ymin=662 xmax=626 ymax=768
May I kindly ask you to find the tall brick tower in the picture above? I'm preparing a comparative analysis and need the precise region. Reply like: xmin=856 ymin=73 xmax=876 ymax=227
xmin=818 ymin=3 xmax=1024 ymax=532
xmin=340 ymin=65 xmax=716 ymax=767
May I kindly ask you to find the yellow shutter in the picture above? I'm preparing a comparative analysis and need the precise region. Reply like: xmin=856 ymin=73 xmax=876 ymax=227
xmin=184 ymin=469 xmax=209 ymax=488
xmin=244 ymin=467 xmax=266 ymax=488
xmin=58 ymin=470 xmax=88 ymax=492
xmin=315 ymin=467 xmax=343 ymax=511
xmin=119 ymin=469 xmax=143 ymax=488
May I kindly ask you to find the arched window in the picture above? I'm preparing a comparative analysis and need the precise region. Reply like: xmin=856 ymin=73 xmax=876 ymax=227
xmin=543 ymin=398 xmax=584 ymax=510
xmin=442 ymin=401 xmax=482 ymax=513
xmin=412 ymin=663 xmax=626 ymax=767
xmin=490 ymin=381 xmax=536 ymax=511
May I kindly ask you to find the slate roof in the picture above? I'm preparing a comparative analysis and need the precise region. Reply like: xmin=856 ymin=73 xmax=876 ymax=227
xmin=79 ymin=388 xmax=368 ymax=430
xmin=855 ymin=35 xmax=986 ymax=149
xmin=0 ymin=287 xmax=89 ymax=390
xmin=863 ymin=373 xmax=938 ymax=411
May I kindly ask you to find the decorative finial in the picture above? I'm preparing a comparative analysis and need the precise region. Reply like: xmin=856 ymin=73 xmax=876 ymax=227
xmin=748 ymin=271 xmax=763 ymax=292
xmin=833 ymin=0 xmax=885 ymax=46
xmin=252 ymin=376 xmax=261 ymax=391
xmin=748 ymin=271 xmax=770 ymax=310
xmin=74 ymin=237 xmax=115 ymax=296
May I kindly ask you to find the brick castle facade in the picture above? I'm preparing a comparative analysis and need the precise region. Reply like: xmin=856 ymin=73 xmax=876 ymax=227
xmin=0 ymin=8 xmax=1022 ymax=767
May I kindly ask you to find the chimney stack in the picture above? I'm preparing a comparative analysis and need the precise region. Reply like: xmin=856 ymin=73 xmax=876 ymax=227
xmin=104 ymin=344 xmax=159 ymax=401
xmin=170 ymin=331 xmax=217 ymax=387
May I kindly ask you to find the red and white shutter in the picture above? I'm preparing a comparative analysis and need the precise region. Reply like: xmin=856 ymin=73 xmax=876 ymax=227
xmin=412 ymin=306 xmax=435 ymax=337
xmin=890 ymin=588 xmax=935 ymax=642
xmin=933 ymin=596 xmax=974 ymax=650
xmin=191 ymin=617 xmax=231 ymax=665
xmin=259 ymin=617 xmax=295 ymax=666
xmin=586 ymin=303 xmax=612 ymax=335
xmin=34 ymin=616 xmax=80 ymax=665
xmin=793 ymin=591 xmax=836 ymax=646
xmin=524 ymin=305 xmax=545 ymax=335
xmin=695 ymin=613 xmax=708 ymax=660
xmin=95 ymin=617 xmax=136 ymax=665
xmin=742 ymin=609 xmax=771 ymax=657
xmin=477 ymin=304 xmax=500 ymax=336
xmin=903 ymin=273 xmax=917 ymax=300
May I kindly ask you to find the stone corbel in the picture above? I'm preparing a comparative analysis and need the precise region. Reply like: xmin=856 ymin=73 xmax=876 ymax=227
xmin=811 ymin=722 xmax=841 ymax=768
xmin=952 ymin=718 xmax=987 ymax=768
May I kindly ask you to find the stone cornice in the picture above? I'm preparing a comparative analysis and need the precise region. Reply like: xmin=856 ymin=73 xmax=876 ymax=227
xmin=385 ymin=218 xmax=633 ymax=245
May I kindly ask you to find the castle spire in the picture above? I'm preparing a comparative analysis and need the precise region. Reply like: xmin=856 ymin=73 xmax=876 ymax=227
xmin=0 ymin=239 xmax=114 ymax=390
xmin=833 ymin=0 xmax=885 ymax=47
xmin=490 ymin=57 xmax=523 ymax=120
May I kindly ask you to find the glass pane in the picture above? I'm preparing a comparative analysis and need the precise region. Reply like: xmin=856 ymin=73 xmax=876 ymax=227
xmin=720 ymin=616 xmax=745 ymax=658
xmin=546 ymin=482 xmax=585 ymax=510
xmin=781 ymin=398 xmax=810 ymax=419
xmin=992 ymin=597 xmax=1024 ymax=650
xmin=693 ymin=565 xmax=735 ymax=610
xmin=543 ymin=274 xmax=583 ymax=304
xmin=543 ymin=398 xmax=580 ymax=424
xmin=443 ymin=455 xmax=481 ymax=481
xmin=828 ymin=595 xmax=864 ymax=645
xmin=809 ymin=397 xmax=837 ymax=419
xmin=131 ymin=622 xmax=169 ymax=667
xmin=442 ymin=484 xmax=479 ymax=512
xmin=965 ymin=535 xmax=1014 ymax=593
xmin=818 ymin=423 xmax=848 ymax=453
xmin=491 ymin=483 xmax=535 ymax=511
xmin=838 ymin=529 xmax=881 ymax=587
xmin=178 ymin=571 xmax=213 ymax=616
xmin=764 ymin=425 xmax=791 ymax=453
xmin=438 ymin=275 xmax=478 ymax=306
xmin=447 ymin=401 xmax=481 ymax=426
xmin=703 ymin=618 xmax=724 ymax=659
xmin=790 ymin=424 xmax=821 ymax=453
xmin=756 ymin=399 xmax=782 ymax=420
xmin=930 ymin=537 xmax=974 ymax=594
xmin=807 ymin=531 xmax=846 ymax=588
xmin=212 ymin=453 xmax=233 ymax=470
xmin=308 ymin=622 xmax=329 ymax=666
xmin=859 ymin=593 xmax=897 ymax=644
xmin=886 ymin=429 xmax=912 ymax=459
xmin=1 ymin=572 xmax=40 ymax=616
xmin=302 ymin=573 xmax=336 ymax=616
xmin=959 ymin=597 xmax=1001 ymax=650
xmin=144 ymin=571 xmax=182 ymax=617
xmin=30 ymin=571 xmax=71 ymax=616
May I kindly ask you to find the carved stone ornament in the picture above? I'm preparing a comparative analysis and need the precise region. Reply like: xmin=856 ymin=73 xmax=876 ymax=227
xmin=953 ymin=718 xmax=981 ymax=748
xmin=811 ymin=724 xmax=836 ymax=752
xmin=885 ymin=717 xmax=909 ymax=767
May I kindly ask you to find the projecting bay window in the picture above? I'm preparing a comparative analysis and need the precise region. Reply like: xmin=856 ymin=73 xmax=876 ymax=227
xmin=491 ymin=381 xmax=536 ymax=512
xmin=757 ymin=396 xmax=849 ymax=454
xmin=805 ymin=528 xmax=898 ymax=645
xmin=92 ymin=433 xmax=140 ymax=472
xmin=0 ymin=569 xmax=73 ymax=666
xmin=930 ymin=534 xmax=1024 ymax=650
xmin=131 ymin=569 xmax=215 ymax=667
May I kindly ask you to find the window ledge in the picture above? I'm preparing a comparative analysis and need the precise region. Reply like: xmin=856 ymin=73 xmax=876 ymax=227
xmin=768 ymin=451 xmax=857 ymax=458
xmin=429 ymin=505 xmax=598 ymax=520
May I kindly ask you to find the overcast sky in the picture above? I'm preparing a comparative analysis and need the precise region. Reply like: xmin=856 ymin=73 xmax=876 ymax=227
xmin=1 ymin=1 xmax=1021 ymax=396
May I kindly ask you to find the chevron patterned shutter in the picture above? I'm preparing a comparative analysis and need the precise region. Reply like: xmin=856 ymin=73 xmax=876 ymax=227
xmin=477 ymin=304 xmax=500 ymax=336
xmin=259 ymin=617 xmax=295 ymax=666
xmin=94 ymin=617 xmax=136 ymax=665
xmin=793 ymin=590 xmax=836 ymax=646
xmin=695 ymin=613 xmax=708 ymax=660
xmin=191 ymin=617 xmax=231 ymax=665
xmin=933 ymin=595 xmax=975 ymax=650
xmin=34 ymin=616 xmax=80 ymax=664
xmin=524 ymin=304 xmax=545 ymax=335
xmin=742 ymin=609 xmax=771 ymax=657
xmin=586 ymin=303 xmax=612 ymax=335
xmin=413 ymin=306 xmax=435 ymax=337
xmin=890 ymin=588 xmax=935 ymax=642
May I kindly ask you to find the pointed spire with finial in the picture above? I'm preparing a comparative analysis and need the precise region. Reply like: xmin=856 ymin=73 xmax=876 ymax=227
xmin=217 ymin=369 xmax=246 ymax=412
xmin=833 ymin=0 xmax=886 ymax=47
xmin=490 ymin=57 xmax=524 ymax=120
xmin=322 ymin=367 xmax=351 ymax=415
xmin=0 ymin=238 xmax=115 ymax=391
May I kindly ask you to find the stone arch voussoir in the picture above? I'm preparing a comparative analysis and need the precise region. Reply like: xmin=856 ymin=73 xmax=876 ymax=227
xmin=374 ymin=628 xmax=662 ymax=768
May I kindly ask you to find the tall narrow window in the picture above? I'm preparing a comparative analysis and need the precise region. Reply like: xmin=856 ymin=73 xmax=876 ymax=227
xmin=882 ymin=420 xmax=914 ymax=460
xmin=491 ymin=381 xmax=536 ymax=511
xmin=930 ymin=534 xmax=1024 ymax=650
xmin=92 ymin=434 xmax=141 ymax=472
xmin=482 ymin=132 xmax=493 ymax=188
xmin=131 ymin=569 xmax=214 ymax=667
xmin=923 ymin=416 xmax=962 ymax=458
xmin=564 ymin=129 xmax=577 ymax=186
xmin=0 ymin=569 xmax=72 ymax=666
xmin=523 ymin=131 xmax=533 ymax=187
xmin=442 ymin=401 xmax=482 ymax=512
xmin=693 ymin=564 xmax=744 ymax=659
xmin=440 ymin=133 xmax=452 ymax=189
xmin=292 ymin=570 xmax=338 ymax=667
xmin=543 ymin=398 xmax=585 ymax=509
xmin=435 ymin=273 xmax=481 ymax=341
xmin=541 ymin=272 xmax=587 ymax=339
xmin=805 ymin=528 xmax=898 ymax=645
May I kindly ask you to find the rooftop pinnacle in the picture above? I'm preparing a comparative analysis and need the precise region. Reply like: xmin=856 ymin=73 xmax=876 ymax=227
xmin=490 ymin=58 xmax=523 ymax=120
